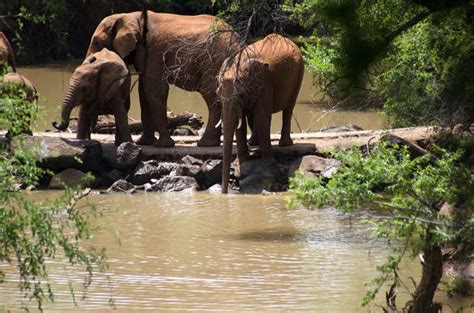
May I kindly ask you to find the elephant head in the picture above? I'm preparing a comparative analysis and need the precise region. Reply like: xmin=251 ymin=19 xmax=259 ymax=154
xmin=217 ymin=57 xmax=269 ymax=193
xmin=52 ymin=48 xmax=129 ymax=133
xmin=86 ymin=12 xmax=144 ymax=61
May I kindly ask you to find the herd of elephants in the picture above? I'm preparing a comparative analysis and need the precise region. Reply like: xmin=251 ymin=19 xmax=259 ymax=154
xmin=0 ymin=10 xmax=305 ymax=193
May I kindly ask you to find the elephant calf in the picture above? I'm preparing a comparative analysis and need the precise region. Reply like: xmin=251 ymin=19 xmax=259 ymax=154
xmin=53 ymin=48 xmax=132 ymax=146
xmin=217 ymin=34 xmax=304 ymax=193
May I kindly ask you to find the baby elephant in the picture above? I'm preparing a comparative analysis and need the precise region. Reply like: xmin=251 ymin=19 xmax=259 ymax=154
xmin=217 ymin=34 xmax=304 ymax=193
xmin=53 ymin=48 xmax=132 ymax=145
xmin=1 ymin=72 xmax=37 ymax=136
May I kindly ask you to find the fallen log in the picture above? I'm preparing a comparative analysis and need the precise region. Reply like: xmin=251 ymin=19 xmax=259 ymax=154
xmin=0 ymin=126 xmax=438 ymax=160
xmin=66 ymin=111 xmax=204 ymax=135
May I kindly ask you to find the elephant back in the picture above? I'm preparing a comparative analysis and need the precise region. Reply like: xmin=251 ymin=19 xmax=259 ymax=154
xmin=1 ymin=72 xmax=37 ymax=101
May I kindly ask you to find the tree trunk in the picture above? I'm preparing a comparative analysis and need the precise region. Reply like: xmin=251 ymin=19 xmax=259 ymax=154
xmin=405 ymin=238 xmax=443 ymax=313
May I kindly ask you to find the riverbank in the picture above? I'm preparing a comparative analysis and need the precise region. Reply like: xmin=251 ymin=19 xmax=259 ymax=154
xmin=2 ymin=126 xmax=439 ymax=194
xmin=31 ymin=125 xmax=437 ymax=154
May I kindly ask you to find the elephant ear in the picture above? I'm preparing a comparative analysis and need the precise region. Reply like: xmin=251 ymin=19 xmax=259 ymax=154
xmin=245 ymin=58 xmax=269 ymax=75
xmin=112 ymin=16 xmax=141 ymax=59
xmin=241 ymin=58 xmax=269 ymax=95
xmin=97 ymin=60 xmax=128 ymax=103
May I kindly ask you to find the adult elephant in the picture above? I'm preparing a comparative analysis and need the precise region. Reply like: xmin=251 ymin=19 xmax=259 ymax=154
xmin=0 ymin=31 xmax=16 ymax=72
xmin=86 ymin=11 xmax=240 ymax=147
xmin=52 ymin=48 xmax=132 ymax=146
xmin=217 ymin=34 xmax=304 ymax=193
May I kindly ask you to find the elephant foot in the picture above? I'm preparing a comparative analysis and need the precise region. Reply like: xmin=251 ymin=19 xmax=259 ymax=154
xmin=154 ymin=136 xmax=175 ymax=147
xmin=136 ymin=135 xmax=159 ymax=146
xmin=197 ymin=136 xmax=221 ymax=147
xmin=248 ymin=136 xmax=259 ymax=146
xmin=279 ymin=137 xmax=294 ymax=147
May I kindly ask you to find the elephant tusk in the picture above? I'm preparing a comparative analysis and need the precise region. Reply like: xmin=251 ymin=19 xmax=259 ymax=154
xmin=215 ymin=119 xmax=222 ymax=128
xmin=237 ymin=118 xmax=242 ymax=130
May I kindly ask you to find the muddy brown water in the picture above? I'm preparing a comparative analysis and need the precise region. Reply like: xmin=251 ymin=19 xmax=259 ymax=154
xmin=0 ymin=66 xmax=469 ymax=311
xmin=0 ymin=192 xmax=469 ymax=311
xmin=17 ymin=65 xmax=387 ymax=133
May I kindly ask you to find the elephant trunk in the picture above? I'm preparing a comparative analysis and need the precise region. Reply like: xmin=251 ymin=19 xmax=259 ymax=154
xmin=52 ymin=78 xmax=80 ymax=130
xmin=221 ymin=103 xmax=236 ymax=194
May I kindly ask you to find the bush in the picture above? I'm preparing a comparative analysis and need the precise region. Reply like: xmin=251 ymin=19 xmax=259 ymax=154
xmin=0 ymin=72 xmax=107 ymax=311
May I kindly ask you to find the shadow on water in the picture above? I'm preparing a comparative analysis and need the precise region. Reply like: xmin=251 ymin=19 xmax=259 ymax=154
xmin=235 ymin=227 xmax=304 ymax=242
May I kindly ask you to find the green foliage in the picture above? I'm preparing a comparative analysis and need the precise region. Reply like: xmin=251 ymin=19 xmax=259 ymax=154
xmin=288 ymin=142 xmax=474 ymax=306
xmin=0 ymin=74 xmax=106 ymax=310
xmin=0 ymin=75 xmax=37 ymax=137
xmin=1 ymin=1 xmax=71 ymax=63
xmin=293 ymin=1 xmax=474 ymax=126
xmin=378 ymin=8 xmax=474 ymax=127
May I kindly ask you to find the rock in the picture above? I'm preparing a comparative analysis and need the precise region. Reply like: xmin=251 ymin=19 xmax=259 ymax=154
xmin=149 ymin=176 xmax=199 ymax=192
xmin=197 ymin=159 xmax=223 ymax=189
xmin=181 ymin=155 xmax=204 ymax=166
xmin=25 ymin=185 xmax=37 ymax=192
xmin=116 ymin=142 xmax=142 ymax=169
xmin=319 ymin=125 xmax=364 ymax=132
xmin=180 ymin=164 xmax=201 ymax=178
xmin=99 ymin=169 xmax=126 ymax=187
xmin=49 ymin=168 xmax=91 ymax=189
xmin=239 ymin=158 xmax=283 ymax=194
xmin=172 ymin=127 xmax=195 ymax=136
xmin=107 ymin=179 xmax=137 ymax=194
xmin=12 ymin=136 xmax=104 ymax=173
xmin=130 ymin=161 xmax=179 ymax=185
xmin=207 ymin=184 xmax=222 ymax=194
xmin=288 ymin=155 xmax=340 ymax=178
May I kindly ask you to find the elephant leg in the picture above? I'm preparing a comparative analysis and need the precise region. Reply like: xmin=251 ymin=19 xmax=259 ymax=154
xmin=77 ymin=107 xmax=91 ymax=139
xmin=255 ymin=92 xmax=273 ymax=159
xmin=113 ymin=98 xmax=132 ymax=146
xmin=136 ymin=82 xmax=159 ymax=146
xmin=90 ymin=114 xmax=98 ymax=133
xmin=279 ymin=106 xmax=294 ymax=146
xmin=247 ymin=112 xmax=259 ymax=146
xmin=143 ymin=79 xmax=175 ymax=147
xmin=236 ymin=115 xmax=249 ymax=163
xmin=257 ymin=114 xmax=272 ymax=159
xmin=198 ymin=92 xmax=222 ymax=147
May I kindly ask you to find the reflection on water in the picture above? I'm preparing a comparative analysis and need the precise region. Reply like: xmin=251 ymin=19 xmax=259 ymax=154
xmin=17 ymin=65 xmax=387 ymax=133
xmin=0 ymin=192 xmax=402 ymax=311
xmin=0 ymin=192 xmax=469 ymax=311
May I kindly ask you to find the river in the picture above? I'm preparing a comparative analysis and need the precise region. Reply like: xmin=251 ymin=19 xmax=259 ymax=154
xmin=17 ymin=65 xmax=387 ymax=133
xmin=0 ymin=66 xmax=469 ymax=311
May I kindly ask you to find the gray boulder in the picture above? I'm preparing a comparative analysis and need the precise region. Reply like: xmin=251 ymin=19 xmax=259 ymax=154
xmin=288 ymin=155 xmax=340 ymax=178
xmin=107 ymin=179 xmax=137 ymax=194
xmin=239 ymin=158 xmax=283 ymax=194
xmin=149 ymin=176 xmax=199 ymax=192
xmin=49 ymin=168 xmax=91 ymax=189
xmin=116 ymin=142 xmax=142 ymax=169
xmin=181 ymin=155 xmax=204 ymax=166
xmin=12 ymin=136 xmax=104 ymax=173
xmin=130 ymin=161 xmax=177 ymax=185
xmin=197 ymin=159 xmax=223 ymax=189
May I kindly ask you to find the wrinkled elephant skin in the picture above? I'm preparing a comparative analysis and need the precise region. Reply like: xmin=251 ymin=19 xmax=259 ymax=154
xmin=218 ymin=34 xmax=304 ymax=193
xmin=86 ymin=11 xmax=241 ymax=147
xmin=53 ymin=48 xmax=132 ymax=146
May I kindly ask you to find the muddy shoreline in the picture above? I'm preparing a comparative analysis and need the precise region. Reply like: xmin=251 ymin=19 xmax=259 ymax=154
xmin=2 ymin=126 xmax=437 ymax=194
